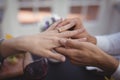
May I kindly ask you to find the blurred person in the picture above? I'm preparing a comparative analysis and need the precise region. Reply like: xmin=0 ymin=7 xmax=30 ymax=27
xmin=55 ymin=18 xmax=120 ymax=80
xmin=0 ymin=20 xmax=84 ymax=79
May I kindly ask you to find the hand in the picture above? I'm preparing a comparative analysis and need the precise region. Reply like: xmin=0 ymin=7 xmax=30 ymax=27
xmin=0 ymin=53 xmax=33 ymax=79
xmin=57 ymin=18 xmax=97 ymax=44
xmin=56 ymin=39 xmax=119 ymax=75
xmin=1 ymin=20 xmax=84 ymax=62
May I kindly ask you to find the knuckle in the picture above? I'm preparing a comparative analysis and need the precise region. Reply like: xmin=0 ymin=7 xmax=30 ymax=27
xmin=51 ymin=37 xmax=58 ymax=42
xmin=53 ymin=37 xmax=58 ymax=40
xmin=63 ymin=32 xmax=70 ymax=37
xmin=67 ymin=31 xmax=73 ymax=36
xmin=66 ymin=39 xmax=73 ymax=45
xmin=67 ymin=31 xmax=71 ymax=35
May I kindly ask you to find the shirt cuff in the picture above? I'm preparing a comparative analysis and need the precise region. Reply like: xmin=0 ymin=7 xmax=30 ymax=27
xmin=96 ymin=36 xmax=110 ymax=53
xmin=112 ymin=63 xmax=120 ymax=80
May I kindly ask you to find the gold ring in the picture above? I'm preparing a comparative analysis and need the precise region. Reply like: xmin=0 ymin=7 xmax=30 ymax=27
xmin=57 ymin=28 xmax=62 ymax=33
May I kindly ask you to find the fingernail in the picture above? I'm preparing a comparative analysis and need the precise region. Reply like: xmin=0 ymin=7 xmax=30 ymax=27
xmin=82 ymin=37 xmax=87 ymax=40
xmin=79 ymin=37 xmax=87 ymax=42
xmin=61 ymin=56 xmax=66 ymax=62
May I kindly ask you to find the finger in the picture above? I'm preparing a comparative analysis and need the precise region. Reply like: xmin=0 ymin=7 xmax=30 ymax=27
xmin=24 ymin=52 xmax=33 ymax=67
xmin=59 ymin=28 xmax=85 ymax=38
xmin=57 ymin=19 xmax=71 ymax=27
xmin=58 ymin=38 xmax=86 ymax=47
xmin=45 ymin=50 xmax=66 ymax=62
xmin=56 ymin=21 xmax=75 ymax=32
xmin=77 ymin=38 xmax=87 ymax=42
xmin=57 ymin=18 xmax=83 ymax=29
xmin=73 ymin=18 xmax=84 ymax=29
xmin=46 ymin=19 xmax=62 ymax=31
xmin=59 ymin=38 xmax=84 ymax=49
xmin=55 ymin=47 xmax=77 ymax=57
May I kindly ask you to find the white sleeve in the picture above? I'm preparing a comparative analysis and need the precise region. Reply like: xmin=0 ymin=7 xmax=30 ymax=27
xmin=96 ymin=32 xmax=120 ymax=55
xmin=112 ymin=63 xmax=120 ymax=80
xmin=96 ymin=32 xmax=120 ymax=80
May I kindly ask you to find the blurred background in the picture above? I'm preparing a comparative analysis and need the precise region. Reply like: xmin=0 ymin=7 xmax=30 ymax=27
xmin=0 ymin=0 xmax=120 ymax=38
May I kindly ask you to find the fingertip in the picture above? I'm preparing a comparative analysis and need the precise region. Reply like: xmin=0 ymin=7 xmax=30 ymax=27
xmin=78 ymin=37 xmax=87 ymax=42
xmin=61 ymin=56 xmax=66 ymax=62
xmin=55 ymin=53 xmax=66 ymax=62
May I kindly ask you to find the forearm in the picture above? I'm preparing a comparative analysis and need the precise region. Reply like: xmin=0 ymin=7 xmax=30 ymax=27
xmin=0 ymin=38 xmax=26 ymax=58
xmin=97 ymin=53 xmax=119 ymax=76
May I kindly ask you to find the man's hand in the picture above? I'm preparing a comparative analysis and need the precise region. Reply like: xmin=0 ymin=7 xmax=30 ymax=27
xmin=56 ymin=39 xmax=119 ymax=75
xmin=57 ymin=18 xmax=97 ymax=44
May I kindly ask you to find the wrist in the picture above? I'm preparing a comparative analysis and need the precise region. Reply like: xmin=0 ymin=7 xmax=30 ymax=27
xmin=1 ymin=38 xmax=26 ymax=57
xmin=16 ymin=35 xmax=35 ymax=52
xmin=98 ymin=54 xmax=119 ymax=75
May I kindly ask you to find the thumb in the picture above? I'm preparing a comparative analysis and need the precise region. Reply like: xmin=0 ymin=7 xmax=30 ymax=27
xmin=78 ymin=37 xmax=87 ymax=42
xmin=59 ymin=39 xmax=82 ymax=49
xmin=46 ymin=50 xmax=66 ymax=62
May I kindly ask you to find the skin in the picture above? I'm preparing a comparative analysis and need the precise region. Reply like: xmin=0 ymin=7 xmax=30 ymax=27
xmin=56 ymin=39 xmax=119 ymax=75
xmin=0 ymin=53 xmax=33 ymax=79
xmin=57 ymin=18 xmax=97 ymax=44
xmin=0 ymin=20 xmax=84 ymax=79
xmin=0 ymin=20 xmax=84 ymax=62
xmin=55 ymin=18 xmax=119 ymax=76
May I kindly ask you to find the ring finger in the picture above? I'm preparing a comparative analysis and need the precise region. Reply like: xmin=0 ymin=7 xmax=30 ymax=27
xmin=56 ymin=21 xmax=75 ymax=33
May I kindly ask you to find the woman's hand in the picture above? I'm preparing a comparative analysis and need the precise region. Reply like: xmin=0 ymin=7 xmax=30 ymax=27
xmin=1 ymin=20 xmax=84 ymax=62
xmin=56 ymin=39 xmax=119 ymax=75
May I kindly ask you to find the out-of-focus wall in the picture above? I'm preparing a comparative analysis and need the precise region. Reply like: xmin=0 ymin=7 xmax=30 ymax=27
xmin=110 ymin=1 xmax=120 ymax=34
xmin=0 ymin=0 xmax=120 ymax=38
